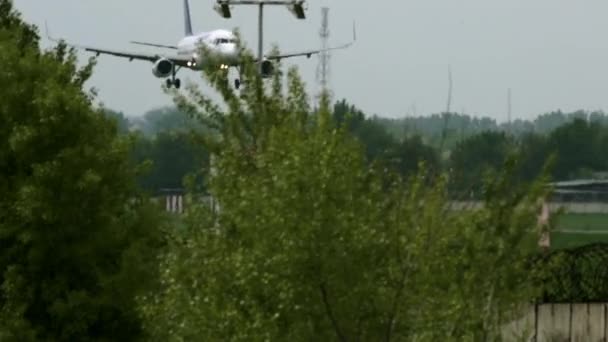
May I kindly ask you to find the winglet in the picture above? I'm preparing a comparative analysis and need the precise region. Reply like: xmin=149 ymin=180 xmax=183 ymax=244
xmin=340 ymin=21 xmax=357 ymax=49
xmin=44 ymin=20 xmax=55 ymax=42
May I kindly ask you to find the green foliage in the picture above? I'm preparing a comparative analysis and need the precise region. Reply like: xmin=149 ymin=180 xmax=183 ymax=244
xmin=139 ymin=47 xmax=547 ymax=340
xmin=333 ymin=99 xmax=397 ymax=160
xmin=382 ymin=135 xmax=440 ymax=177
xmin=131 ymin=106 xmax=205 ymax=137
xmin=104 ymin=100 xmax=608 ymax=197
xmin=534 ymin=243 xmax=608 ymax=302
xmin=516 ymin=132 xmax=549 ymax=183
xmin=374 ymin=112 xmax=498 ymax=150
xmin=333 ymin=100 xmax=439 ymax=178
xmin=374 ymin=109 xmax=608 ymax=148
xmin=131 ymin=131 xmax=209 ymax=193
xmin=0 ymin=0 xmax=38 ymax=48
xmin=449 ymin=131 xmax=516 ymax=196
xmin=103 ymin=109 xmax=131 ymax=135
xmin=453 ymin=117 xmax=608 ymax=191
xmin=0 ymin=3 xmax=163 ymax=340
xmin=547 ymin=118 xmax=608 ymax=179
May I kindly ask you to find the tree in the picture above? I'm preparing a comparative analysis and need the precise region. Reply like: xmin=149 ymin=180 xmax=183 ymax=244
xmin=332 ymin=100 xmax=399 ymax=163
xmin=130 ymin=106 xmax=204 ymax=136
xmin=139 ymin=43 xmax=547 ymax=340
xmin=0 ymin=3 xmax=163 ymax=340
xmin=547 ymin=118 xmax=606 ymax=180
xmin=382 ymin=135 xmax=440 ymax=178
xmin=103 ymin=108 xmax=131 ymax=134
xmin=517 ymin=132 xmax=550 ymax=183
xmin=449 ymin=131 xmax=515 ymax=196
xmin=131 ymin=131 xmax=209 ymax=192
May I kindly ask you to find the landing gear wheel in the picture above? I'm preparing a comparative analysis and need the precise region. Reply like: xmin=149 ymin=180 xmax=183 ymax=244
xmin=234 ymin=78 xmax=241 ymax=90
xmin=165 ymin=78 xmax=181 ymax=89
xmin=164 ymin=64 xmax=182 ymax=89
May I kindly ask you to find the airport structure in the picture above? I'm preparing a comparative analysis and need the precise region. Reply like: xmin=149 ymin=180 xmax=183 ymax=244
xmin=214 ymin=0 xmax=308 ymax=71
xmin=551 ymin=179 xmax=608 ymax=202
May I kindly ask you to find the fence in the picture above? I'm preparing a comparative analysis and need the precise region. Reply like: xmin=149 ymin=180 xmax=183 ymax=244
xmin=503 ymin=303 xmax=608 ymax=341
xmin=503 ymin=243 xmax=608 ymax=340
xmin=156 ymin=188 xmax=186 ymax=214
xmin=450 ymin=201 xmax=608 ymax=214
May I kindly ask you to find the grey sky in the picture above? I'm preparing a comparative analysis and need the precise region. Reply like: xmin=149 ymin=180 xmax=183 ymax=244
xmin=13 ymin=0 xmax=608 ymax=120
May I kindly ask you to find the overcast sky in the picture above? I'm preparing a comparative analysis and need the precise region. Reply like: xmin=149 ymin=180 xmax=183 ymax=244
xmin=13 ymin=0 xmax=608 ymax=120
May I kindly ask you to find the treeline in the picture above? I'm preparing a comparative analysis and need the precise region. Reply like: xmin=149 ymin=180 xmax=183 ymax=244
xmin=111 ymin=101 xmax=608 ymax=197
xmin=104 ymin=108 xmax=209 ymax=192
xmin=374 ymin=108 xmax=608 ymax=148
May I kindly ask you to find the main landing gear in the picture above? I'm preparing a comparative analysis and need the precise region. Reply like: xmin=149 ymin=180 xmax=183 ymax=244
xmin=166 ymin=78 xmax=181 ymax=89
xmin=166 ymin=64 xmax=181 ymax=89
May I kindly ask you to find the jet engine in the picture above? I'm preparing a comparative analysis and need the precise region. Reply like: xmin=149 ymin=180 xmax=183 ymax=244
xmin=152 ymin=58 xmax=173 ymax=78
xmin=260 ymin=59 xmax=274 ymax=78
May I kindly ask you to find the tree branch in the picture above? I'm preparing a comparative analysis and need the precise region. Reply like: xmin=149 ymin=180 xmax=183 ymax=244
xmin=320 ymin=282 xmax=348 ymax=342
xmin=385 ymin=270 xmax=407 ymax=342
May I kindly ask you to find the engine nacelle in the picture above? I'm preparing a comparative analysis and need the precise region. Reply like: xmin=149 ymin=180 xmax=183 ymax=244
xmin=260 ymin=59 xmax=274 ymax=78
xmin=152 ymin=58 xmax=173 ymax=78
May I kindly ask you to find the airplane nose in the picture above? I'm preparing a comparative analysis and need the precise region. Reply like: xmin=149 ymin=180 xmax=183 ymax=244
xmin=223 ymin=44 xmax=238 ymax=64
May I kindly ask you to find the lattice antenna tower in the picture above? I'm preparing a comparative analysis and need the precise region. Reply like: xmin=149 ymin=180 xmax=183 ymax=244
xmin=316 ymin=7 xmax=332 ymax=100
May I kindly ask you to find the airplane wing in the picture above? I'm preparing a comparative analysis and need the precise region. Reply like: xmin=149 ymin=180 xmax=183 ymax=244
xmin=264 ymin=41 xmax=354 ymax=61
xmin=262 ymin=22 xmax=357 ymax=62
xmin=80 ymin=46 xmax=191 ymax=67
xmin=130 ymin=41 xmax=178 ymax=50
xmin=45 ymin=23 xmax=191 ymax=67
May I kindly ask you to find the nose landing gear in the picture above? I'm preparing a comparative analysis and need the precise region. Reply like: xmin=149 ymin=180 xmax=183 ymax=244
xmin=232 ymin=66 xmax=242 ymax=90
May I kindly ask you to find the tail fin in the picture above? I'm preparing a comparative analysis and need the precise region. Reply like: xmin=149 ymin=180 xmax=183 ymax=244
xmin=184 ymin=0 xmax=193 ymax=36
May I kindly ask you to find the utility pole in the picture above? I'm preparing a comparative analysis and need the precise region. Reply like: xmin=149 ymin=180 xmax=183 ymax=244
xmin=507 ymin=88 xmax=512 ymax=135
xmin=439 ymin=65 xmax=453 ymax=154
xmin=446 ymin=64 xmax=453 ymax=114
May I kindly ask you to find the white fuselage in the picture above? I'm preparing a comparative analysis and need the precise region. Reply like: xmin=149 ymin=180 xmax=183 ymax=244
xmin=177 ymin=29 xmax=239 ymax=69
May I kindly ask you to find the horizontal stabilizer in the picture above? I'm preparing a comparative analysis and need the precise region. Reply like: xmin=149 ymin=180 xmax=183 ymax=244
xmin=130 ymin=41 xmax=178 ymax=50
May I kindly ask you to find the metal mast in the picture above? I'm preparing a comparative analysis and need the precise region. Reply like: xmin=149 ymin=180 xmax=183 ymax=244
xmin=507 ymin=88 xmax=512 ymax=134
xmin=316 ymin=7 xmax=332 ymax=99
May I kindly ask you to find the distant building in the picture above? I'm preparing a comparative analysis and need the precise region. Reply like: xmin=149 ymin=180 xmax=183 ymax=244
xmin=551 ymin=179 xmax=608 ymax=202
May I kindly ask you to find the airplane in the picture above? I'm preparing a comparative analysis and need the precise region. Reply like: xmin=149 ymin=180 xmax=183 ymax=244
xmin=46 ymin=0 xmax=355 ymax=90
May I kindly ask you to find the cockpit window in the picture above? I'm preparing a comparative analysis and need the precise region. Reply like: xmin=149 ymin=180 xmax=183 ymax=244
xmin=215 ymin=38 xmax=236 ymax=45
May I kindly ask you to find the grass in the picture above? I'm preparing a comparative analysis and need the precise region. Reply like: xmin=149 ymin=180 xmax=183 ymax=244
xmin=551 ymin=232 xmax=608 ymax=250
xmin=551 ymin=213 xmax=608 ymax=249
xmin=554 ymin=213 xmax=608 ymax=232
